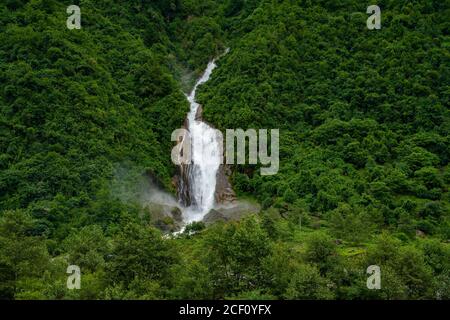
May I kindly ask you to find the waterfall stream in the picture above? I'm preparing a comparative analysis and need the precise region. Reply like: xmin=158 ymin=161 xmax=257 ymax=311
xmin=181 ymin=53 xmax=226 ymax=223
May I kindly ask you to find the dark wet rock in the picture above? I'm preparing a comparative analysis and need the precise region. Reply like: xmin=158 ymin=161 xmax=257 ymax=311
xmin=172 ymin=120 xmax=194 ymax=207
xmin=174 ymin=166 xmax=193 ymax=207
xmin=171 ymin=207 xmax=183 ymax=222
xmin=195 ymin=104 xmax=203 ymax=120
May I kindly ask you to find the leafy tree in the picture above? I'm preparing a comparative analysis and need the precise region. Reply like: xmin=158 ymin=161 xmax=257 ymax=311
xmin=106 ymin=223 xmax=178 ymax=296
xmin=283 ymin=264 xmax=334 ymax=300
xmin=62 ymin=225 xmax=109 ymax=273
xmin=0 ymin=210 xmax=50 ymax=299
xmin=202 ymin=216 xmax=271 ymax=296
xmin=304 ymin=232 xmax=339 ymax=276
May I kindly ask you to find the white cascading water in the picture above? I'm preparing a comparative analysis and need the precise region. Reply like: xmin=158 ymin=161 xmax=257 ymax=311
xmin=183 ymin=57 xmax=222 ymax=223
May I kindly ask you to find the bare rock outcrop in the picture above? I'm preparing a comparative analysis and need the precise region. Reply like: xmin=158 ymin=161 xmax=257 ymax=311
xmin=202 ymin=201 xmax=261 ymax=225
xmin=215 ymin=164 xmax=236 ymax=204
xmin=195 ymin=104 xmax=203 ymax=121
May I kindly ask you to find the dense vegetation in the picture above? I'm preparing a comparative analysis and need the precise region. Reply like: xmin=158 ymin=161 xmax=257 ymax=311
xmin=0 ymin=0 xmax=449 ymax=299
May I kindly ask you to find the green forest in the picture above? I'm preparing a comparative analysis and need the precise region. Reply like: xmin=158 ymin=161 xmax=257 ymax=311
xmin=0 ymin=0 xmax=449 ymax=300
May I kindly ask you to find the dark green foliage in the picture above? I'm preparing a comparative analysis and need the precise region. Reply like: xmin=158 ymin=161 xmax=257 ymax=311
xmin=0 ymin=210 xmax=50 ymax=298
xmin=283 ymin=264 xmax=334 ymax=300
xmin=0 ymin=0 xmax=448 ymax=300
xmin=105 ymin=223 xmax=178 ymax=295
xmin=202 ymin=217 xmax=271 ymax=296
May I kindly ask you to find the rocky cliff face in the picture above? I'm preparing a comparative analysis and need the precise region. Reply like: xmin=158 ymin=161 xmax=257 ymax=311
xmin=214 ymin=164 xmax=236 ymax=204
xmin=173 ymin=117 xmax=194 ymax=207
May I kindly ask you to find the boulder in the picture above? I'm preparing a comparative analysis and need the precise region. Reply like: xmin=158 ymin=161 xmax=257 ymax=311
xmin=416 ymin=229 xmax=426 ymax=238
xmin=202 ymin=200 xmax=261 ymax=225
xmin=215 ymin=164 xmax=236 ymax=204
xmin=144 ymin=202 xmax=183 ymax=232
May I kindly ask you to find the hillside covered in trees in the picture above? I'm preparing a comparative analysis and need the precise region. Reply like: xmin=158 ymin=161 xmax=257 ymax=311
xmin=0 ymin=0 xmax=449 ymax=299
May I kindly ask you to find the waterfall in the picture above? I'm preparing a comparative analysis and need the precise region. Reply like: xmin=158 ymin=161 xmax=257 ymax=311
xmin=181 ymin=53 xmax=226 ymax=223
